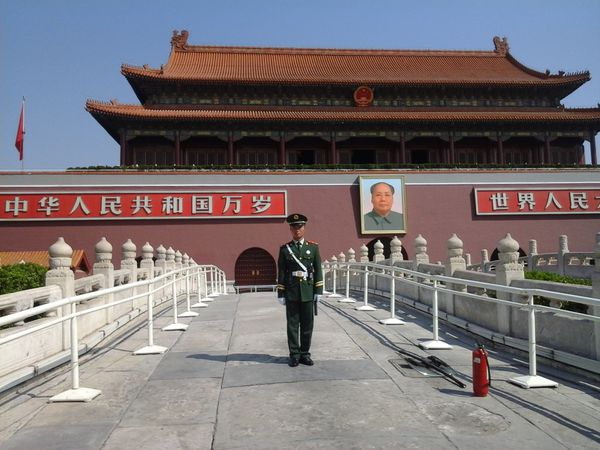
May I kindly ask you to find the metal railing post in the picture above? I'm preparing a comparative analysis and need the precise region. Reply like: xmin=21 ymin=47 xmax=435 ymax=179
xmin=419 ymin=279 xmax=452 ymax=349
xmin=192 ymin=266 xmax=209 ymax=308
xmin=356 ymin=265 xmax=375 ymax=311
xmin=510 ymin=294 xmax=558 ymax=388
xmin=49 ymin=302 xmax=101 ymax=402
xmin=163 ymin=272 xmax=188 ymax=331
xmin=180 ymin=267 xmax=199 ymax=318
xmin=134 ymin=277 xmax=168 ymax=355
xmin=329 ymin=263 xmax=342 ymax=298
xmin=339 ymin=263 xmax=356 ymax=303
xmin=379 ymin=269 xmax=404 ymax=325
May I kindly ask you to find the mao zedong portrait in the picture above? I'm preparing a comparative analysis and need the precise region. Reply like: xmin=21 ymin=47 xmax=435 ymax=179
xmin=363 ymin=181 xmax=405 ymax=231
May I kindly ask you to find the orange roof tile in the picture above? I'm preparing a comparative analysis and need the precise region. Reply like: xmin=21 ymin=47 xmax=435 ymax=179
xmin=86 ymin=101 xmax=600 ymax=123
xmin=0 ymin=250 xmax=91 ymax=273
xmin=120 ymin=34 xmax=589 ymax=87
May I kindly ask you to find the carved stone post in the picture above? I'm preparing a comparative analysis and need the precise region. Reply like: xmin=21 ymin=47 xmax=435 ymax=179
xmin=495 ymin=233 xmax=525 ymax=334
xmin=121 ymin=239 xmax=138 ymax=283
xmin=46 ymin=237 xmax=75 ymax=349
xmin=182 ymin=252 xmax=190 ymax=267
xmin=140 ymin=242 xmax=155 ymax=277
xmin=444 ymin=234 xmax=466 ymax=315
xmin=175 ymin=250 xmax=183 ymax=271
xmin=155 ymin=245 xmax=167 ymax=272
xmin=46 ymin=237 xmax=75 ymax=298
xmin=360 ymin=244 xmax=369 ymax=263
xmin=558 ymin=235 xmax=569 ymax=276
xmin=93 ymin=237 xmax=114 ymax=289
xmin=528 ymin=239 xmax=538 ymax=272
xmin=94 ymin=237 xmax=115 ymax=324
xmin=413 ymin=234 xmax=429 ymax=270
xmin=481 ymin=249 xmax=489 ymax=273
xmin=390 ymin=236 xmax=403 ymax=263
xmin=348 ymin=248 xmax=356 ymax=263
xmin=166 ymin=247 xmax=175 ymax=272
xmin=373 ymin=240 xmax=385 ymax=263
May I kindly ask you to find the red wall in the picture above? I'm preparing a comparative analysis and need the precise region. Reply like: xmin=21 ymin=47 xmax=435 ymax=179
xmin=1 ymin=174 xmax=598 ymax=280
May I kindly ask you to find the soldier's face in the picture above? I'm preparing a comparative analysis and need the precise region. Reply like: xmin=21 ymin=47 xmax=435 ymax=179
xmin=371 ymin=183 xmax=394 ymax=216
xmin=290 ymin=224 xmax=305 ymax=240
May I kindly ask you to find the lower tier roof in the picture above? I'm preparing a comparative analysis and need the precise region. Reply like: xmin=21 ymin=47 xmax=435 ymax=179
xmin=86 ymin=101 xmax=600 ymax=124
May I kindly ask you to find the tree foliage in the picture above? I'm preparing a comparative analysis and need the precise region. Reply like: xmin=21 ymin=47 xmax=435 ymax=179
xmin=0 ymin=263 xmax=48 ymax=295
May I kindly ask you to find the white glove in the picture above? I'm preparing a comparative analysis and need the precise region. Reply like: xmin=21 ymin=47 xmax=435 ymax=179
xmin=278 ymin=297 xmax=286 ymax=305
xmin=314 ymin=295 xmax=320 ymax=303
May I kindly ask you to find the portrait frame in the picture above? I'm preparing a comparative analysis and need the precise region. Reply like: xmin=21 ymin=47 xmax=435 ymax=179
xmin=359 ymin=175 xmax=407 ymax=235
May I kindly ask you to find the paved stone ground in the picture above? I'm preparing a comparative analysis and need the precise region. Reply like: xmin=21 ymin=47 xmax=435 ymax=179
xmin=0 ymin=291 xmax=599 ymax=449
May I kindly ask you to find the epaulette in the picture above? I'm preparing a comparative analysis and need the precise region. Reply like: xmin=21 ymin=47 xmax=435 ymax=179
xmin=306 ymin=240 xmax=319 ymax=245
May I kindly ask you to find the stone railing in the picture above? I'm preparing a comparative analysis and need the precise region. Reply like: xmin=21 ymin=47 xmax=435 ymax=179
xmin=0 ymin=236 xmax=219 ymax=391
xmin=468 ymin=234 xmax=595 ymax=278
xmin=0 ymin=237 xmax=200 ymax=324
xmin=324 ymin=232 xmax=600 ymax=369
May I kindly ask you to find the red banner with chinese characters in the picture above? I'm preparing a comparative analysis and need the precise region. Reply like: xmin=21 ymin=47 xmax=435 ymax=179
xmin=474 ymin=188 xmax=600 ymax=215
xmin=0 ymin=191 xmax=287 ymax=221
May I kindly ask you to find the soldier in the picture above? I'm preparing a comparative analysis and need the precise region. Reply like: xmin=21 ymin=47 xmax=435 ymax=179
xmin=277 ymin=213 xmax=323 ymax=367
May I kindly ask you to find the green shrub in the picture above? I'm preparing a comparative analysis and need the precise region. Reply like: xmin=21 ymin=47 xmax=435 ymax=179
xmin=0 ymin=263 xmax=48 ymax=295
xmin=525 ymin=271 xmax=591 ymax=314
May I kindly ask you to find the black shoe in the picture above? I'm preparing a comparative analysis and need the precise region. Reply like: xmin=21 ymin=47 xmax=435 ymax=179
xmin=288 ymin=357 xmax=299 ymax=367
xmin=299 ymin=355 xmax=314 ymax=366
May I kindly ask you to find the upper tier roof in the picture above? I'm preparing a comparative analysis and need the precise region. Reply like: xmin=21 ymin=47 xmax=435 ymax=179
xmin=121 ymin=31 xmax=589 ymax=88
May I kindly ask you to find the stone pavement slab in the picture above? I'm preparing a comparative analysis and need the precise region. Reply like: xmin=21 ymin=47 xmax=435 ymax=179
xmin=0 ymin=291 xmax=599 ymax=450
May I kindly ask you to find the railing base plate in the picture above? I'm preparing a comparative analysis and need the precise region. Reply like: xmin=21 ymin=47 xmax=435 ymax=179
xmin=338 ymin=297 xmax=356 ymax=303
xmin=419 ymin=340 xmax=453 ymax=350
xmin=379 ymin=317 xmax=406 ymax=325
xmin=179 ymin=311 xmax=199 ymax=317
xmin=355 ymin=305 xmax=376 ymax=311
xmin=133 ymin=345 xmax=168 ymax=355
xmin=191 ymin=302 xmax=209 ymax=308
xmin=49 ymin=387 xmax=101 ymax=403
xmin=509 ymin=375 xmax=558 ymax=389
xmin=162 ymin=323 xmax=188 ymax=331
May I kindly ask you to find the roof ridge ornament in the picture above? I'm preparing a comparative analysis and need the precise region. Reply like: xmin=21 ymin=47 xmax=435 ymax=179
xmin=493 ymin=36 xmax=509 ymax=56
xmin=171 ymin=29 xmax=189 ymax=50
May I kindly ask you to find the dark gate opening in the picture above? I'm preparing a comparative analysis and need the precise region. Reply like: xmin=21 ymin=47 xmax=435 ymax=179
xmin=352 ymin=149 xmax=376 ymax=164
xmin=234 ymin=247 xmax=276 ymax=292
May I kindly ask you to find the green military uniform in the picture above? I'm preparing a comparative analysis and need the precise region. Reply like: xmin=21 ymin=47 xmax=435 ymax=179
xmin=277 ymin=216 xmax=323 ymax=363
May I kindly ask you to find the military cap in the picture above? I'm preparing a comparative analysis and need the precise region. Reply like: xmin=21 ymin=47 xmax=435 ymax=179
xmin=286 ymin=213 xmax=307 ymax=225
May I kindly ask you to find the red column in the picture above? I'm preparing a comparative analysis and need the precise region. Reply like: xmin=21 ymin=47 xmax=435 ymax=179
xmin=228 ymin=132 xmax=234 ymax=165
xmin=279 ymin=133 xmax=286 ymax=165
xmin=330 ymin=133 xmax=337 ymax=165
xmin=544 ymin=134 xmax=551 ymax=164
xmin=590 ymin=131 xmax=598 ymax=166
xmin=120 ymin=130 xmax=127 ymax=166
xmin=449 ymin=134 xmax=455 ymax=164
xmin=496 ymin=133 xmax=504 ymax=164
xmin=175 ymin=131 xmax=181 ymax=165
xmin=399 ymin=133 xmax=406 ymax=164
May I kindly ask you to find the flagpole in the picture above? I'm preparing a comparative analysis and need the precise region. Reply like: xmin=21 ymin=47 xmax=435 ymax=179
xmin=21 ymin=97 xmax=25 ymax=172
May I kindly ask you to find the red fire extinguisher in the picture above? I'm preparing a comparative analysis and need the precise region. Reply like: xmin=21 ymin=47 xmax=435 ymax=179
xmin=472 ymin=343 xmax=491 ymax=397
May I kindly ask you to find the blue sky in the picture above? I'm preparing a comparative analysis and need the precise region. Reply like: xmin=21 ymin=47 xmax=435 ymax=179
xmin=2 ymin=0 xmax=599 ymax=170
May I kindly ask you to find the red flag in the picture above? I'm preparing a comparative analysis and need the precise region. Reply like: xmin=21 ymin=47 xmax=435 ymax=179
xmin=15 ymin=102 xmax=24 ymax=161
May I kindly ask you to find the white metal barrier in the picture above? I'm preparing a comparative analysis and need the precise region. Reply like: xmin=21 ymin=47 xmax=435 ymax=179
xmin=0 ymin=264 xmax=227 ymax=401
xmin=323 ymin=261 xmax=600 ymax=389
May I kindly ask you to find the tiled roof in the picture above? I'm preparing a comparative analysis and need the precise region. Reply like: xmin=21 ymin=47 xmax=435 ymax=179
xmin=0 ymin=250 xmax=91 ymax=273
xmin=120 ymin=37 xmax=589 ymax=86
xmin=86 ymin=101 xmax=600 ymax=123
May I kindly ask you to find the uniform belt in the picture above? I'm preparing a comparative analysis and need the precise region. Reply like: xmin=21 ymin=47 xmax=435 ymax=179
xmin=291 ymin=271 xmax=308 ymax=278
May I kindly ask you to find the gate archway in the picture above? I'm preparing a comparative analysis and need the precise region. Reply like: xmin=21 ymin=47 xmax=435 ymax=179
xmin=234 ymin=247 xmax=276 ymax=287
